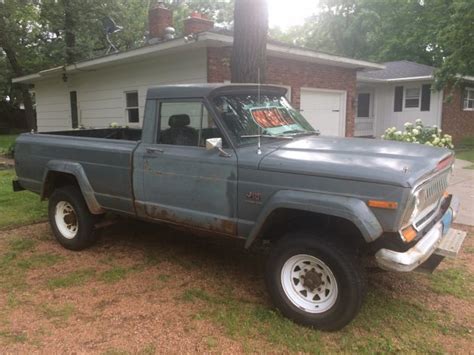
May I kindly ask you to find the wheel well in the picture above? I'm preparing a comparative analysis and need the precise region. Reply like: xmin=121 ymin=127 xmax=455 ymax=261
xmin=259 ymin=208 xmax=366 ymax=250
xmin=42 ymin=171 xmax=80 ymax=200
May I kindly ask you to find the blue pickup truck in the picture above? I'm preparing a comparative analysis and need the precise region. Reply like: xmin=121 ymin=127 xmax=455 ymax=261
xmin=13 ymin=84 xmax=465 ymax=330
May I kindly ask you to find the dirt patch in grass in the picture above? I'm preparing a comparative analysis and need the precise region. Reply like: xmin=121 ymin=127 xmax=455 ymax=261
xmin=0 ymin=221 xmax=472 ymax=353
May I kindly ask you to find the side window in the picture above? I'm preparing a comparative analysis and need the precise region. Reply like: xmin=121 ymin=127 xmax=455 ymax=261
xmin=125 ymin=91 xmax=139 ymax=123
xmin=158 ymin=101 xmax=226 ymax=147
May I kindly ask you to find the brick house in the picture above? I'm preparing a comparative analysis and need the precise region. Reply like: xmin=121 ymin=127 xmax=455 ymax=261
xmin=357 ymin=61 xmax=474 ymax=144
xmin=12 ymin=4 xmax=382 ymax=137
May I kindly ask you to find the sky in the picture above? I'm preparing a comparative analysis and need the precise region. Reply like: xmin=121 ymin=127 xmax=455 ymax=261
xmin=267 ymin=0 xmax=320 ymax=29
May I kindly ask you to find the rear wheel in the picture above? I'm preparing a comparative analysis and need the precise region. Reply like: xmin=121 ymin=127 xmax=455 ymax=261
xmin=265 ymin=232 xmax=366 ymax=331
xmin=48 ymin=186 xmax=100 ymax=250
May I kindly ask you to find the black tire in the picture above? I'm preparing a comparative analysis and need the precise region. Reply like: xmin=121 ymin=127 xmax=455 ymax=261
xmin=48 ymin=185 xmax=99 ymax=251
xmin=265 ymin=232 xmax=366 ymax=331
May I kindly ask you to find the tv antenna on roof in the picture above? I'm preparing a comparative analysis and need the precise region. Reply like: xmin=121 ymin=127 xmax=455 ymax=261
xmin=102 ymin=16 xmax=123 ymax=54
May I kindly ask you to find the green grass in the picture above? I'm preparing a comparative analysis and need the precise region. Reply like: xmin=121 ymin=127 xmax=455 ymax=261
xmin=181 ymin=285 xmax=466 ymax=353
xmin=0 ymin=169 xmax=47 ymax=230
xmin=47 ymin=269 xmax=96 ymax=289
xmin=99 ymin=267 xmax=130 ymax=284
xmin=0 ymin=134 xmax=17 ymax=155
xmin=16 ymin=253 xmax=63 ymax=270
xmin=456 ymin=150 xmax=474 ymax=168
xmin=40 ymin=303 xmax=75 ymax=321
xmin=0 ymin=330 xmax=27 ymax=344
xmin=0 ymin=237 xmax=37 ymax=290
xmin=0 ymin=237 xmax=62 ymax=292
xmin=430 ymin=267 xmax=474 ymax=299
xmin=456 ymin=136 xmax=474 ymax=168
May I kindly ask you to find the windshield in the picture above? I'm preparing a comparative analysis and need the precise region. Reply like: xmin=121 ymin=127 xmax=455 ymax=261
xmin=213 ymin=94 xmax=315 ymax=145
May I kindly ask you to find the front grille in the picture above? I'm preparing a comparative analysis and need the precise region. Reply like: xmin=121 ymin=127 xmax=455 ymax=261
xmin=410 ymin=170 xmax=450 ymax=230
xmin=417 ymin=171 xmax=449 ymax=213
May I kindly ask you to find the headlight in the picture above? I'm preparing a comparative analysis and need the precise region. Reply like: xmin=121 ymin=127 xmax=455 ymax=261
xmin=402 ymin=191 xmax=420 ymax=227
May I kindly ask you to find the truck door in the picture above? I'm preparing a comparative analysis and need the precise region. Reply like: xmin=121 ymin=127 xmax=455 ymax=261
xmin=135 ymin=100 xmax=238 ymax=236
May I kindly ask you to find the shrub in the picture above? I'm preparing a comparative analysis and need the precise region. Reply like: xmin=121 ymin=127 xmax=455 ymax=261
xmin=381 ymin=119 xmax=454 ymax=149
xmin=6 ymin=142 xmax=15 ymax=158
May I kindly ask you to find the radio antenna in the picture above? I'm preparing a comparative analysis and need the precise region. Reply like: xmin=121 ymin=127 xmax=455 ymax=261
xmin=257 ymin=68 xmax=262 ymax=155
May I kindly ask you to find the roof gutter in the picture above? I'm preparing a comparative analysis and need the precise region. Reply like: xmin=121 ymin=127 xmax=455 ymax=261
xmin=201 ymin=32 xmax=384 ymax=70
xmin=358 ymin=74 xmax=474 ymax=84
xmin=13 ymin=31 xmax=385 ymax=84
xmin=12 ymin=36 xmax=198 ymax=84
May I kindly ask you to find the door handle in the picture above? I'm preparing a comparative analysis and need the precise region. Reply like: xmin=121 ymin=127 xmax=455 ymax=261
xmin=146 ymin=147 xmax=164 ymax=154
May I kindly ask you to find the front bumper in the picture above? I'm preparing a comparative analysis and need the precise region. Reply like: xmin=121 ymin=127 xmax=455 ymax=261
xmin=375 ymin=195 xmax=463 ymax=272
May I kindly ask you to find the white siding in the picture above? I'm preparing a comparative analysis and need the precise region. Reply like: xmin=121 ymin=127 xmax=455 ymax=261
xmin=35 ymin=79 xmax=71 ymax=131
xmin=34 ymin=48 xmax=208 ymax=131
xmin=370 ymin=81 xmax=443 ymax=137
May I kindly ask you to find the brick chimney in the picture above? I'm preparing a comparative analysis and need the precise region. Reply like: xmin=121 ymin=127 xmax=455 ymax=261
xmin=148 ymin=1 xmax=172 ymax=40
xmin=184 ymin=12 xmax=214 ymax=35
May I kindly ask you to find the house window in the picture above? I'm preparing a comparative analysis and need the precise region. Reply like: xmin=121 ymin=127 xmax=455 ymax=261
xmin=125 ymin=91 xmax=139 ymax=123
xmin=404 ymin=87 xmax=421 ymax=108
xmin=463 ymin=87 xmax=474 ymax=111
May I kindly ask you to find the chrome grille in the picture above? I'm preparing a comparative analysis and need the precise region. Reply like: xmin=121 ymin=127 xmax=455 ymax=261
xmin=416 ymin=171 xmax=449 ymax=213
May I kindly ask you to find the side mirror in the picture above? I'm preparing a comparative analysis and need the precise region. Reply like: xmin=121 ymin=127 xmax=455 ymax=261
xmin=205 ymin=138 xmax=231 ymax=158
xmin=206 ymin=137 xmax=222 ymax=151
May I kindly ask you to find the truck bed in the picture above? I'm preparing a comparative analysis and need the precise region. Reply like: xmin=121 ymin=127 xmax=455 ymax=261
xmin=14 ymin=129 xmax=140 ymax=215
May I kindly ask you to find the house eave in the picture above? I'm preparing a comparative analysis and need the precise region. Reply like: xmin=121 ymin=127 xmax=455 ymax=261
xmin=357 ymin=75 xmax=434 ymax=83
xmin=13 ymin=31 xmax=384 ymax=84
xmin=357 ymin=74 xmax=474 ymax=84
xmin=202 ymin=32 xmax=384 ymax=70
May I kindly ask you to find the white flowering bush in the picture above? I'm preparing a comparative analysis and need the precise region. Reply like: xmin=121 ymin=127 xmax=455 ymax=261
xmin=381 ymin=119 xmax=454 ymax=149
xmin=109 ymin=122 xmax=129 ymax=129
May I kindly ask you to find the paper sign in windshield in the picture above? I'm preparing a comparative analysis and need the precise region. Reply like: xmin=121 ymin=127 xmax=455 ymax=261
xmin=250 ymin=107 xmax=296 ymax=128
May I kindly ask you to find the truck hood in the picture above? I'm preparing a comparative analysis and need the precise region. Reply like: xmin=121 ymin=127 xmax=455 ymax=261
xmin=259 ymin=136 xmax=453 ymax=187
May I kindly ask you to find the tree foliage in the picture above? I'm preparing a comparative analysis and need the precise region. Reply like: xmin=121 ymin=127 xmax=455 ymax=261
xmin=273 ymin=0 xmax=473 ymax=89
xmin=0 ymin=0 xmax=234 ymax=125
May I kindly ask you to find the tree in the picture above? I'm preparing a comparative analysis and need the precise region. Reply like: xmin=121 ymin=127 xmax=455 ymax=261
xmin=272 ymin=0 xmax=473 ymax=89
xmin=0 ymin=1 xmax=42 ymax=130
xmin=231 ymin=0 xmax=268 ymax=83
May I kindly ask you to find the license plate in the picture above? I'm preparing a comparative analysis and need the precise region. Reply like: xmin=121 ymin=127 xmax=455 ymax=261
xmin=441 ymin=208 xmax=453 ymax=235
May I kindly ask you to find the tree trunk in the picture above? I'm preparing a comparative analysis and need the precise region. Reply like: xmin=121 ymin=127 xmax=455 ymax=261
xmin=231 ymin=0 xmax=268 ymax=83
xmin=63 ymin=0 xmax=76 ymax=64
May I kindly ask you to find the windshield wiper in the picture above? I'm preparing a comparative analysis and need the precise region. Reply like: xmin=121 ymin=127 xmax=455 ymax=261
xmin=280 ymin=129 xmax=321 ymax=136
xmin=240 ymin=134 xmax=294 ymax=140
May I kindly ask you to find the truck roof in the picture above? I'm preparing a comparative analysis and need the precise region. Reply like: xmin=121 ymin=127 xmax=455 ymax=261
xmin=146 ymin=84 xmax=287 ymax=100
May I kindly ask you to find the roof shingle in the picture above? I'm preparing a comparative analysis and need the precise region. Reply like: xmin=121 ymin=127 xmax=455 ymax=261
xmin=358 ymin=60 xmax=435 ymax=80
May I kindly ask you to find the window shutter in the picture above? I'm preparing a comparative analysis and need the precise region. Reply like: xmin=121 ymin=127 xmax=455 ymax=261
xmin=421 ymin=84 xmax=431 ymax=111
xmin=394 ymin=86 xmax=403 ymax=112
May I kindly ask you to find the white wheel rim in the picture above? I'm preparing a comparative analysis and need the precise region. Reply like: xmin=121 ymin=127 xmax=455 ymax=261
xmin=54 ymin=201 xmax=78 ymax=239
xmin=281 ymin=254 xmax=338 ymax=313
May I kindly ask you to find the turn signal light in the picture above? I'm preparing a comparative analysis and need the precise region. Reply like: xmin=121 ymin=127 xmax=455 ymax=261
xmin=401 ymin=226 xmax=417 ymax=243
xmin=368 ymin=200 xmax=398 ymax=209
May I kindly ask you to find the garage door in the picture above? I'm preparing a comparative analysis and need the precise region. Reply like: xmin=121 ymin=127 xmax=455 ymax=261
xmin=300 ymin=88 xmax=346 ymax=136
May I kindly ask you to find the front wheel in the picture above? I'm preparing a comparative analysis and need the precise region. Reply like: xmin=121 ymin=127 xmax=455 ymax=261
xmin=265 ymin=232 xmax=366 ymax=331
xmin=48 ymin=186 xmax=100 ymax=251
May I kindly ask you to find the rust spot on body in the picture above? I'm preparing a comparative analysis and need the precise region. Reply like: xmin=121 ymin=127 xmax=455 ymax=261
xmin=145 ymin=205 xmax=236 ymax=236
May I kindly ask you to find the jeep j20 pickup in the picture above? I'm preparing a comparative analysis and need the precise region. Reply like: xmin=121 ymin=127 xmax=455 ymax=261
xmin=13 ymin=84 xmax=465 ymax=330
